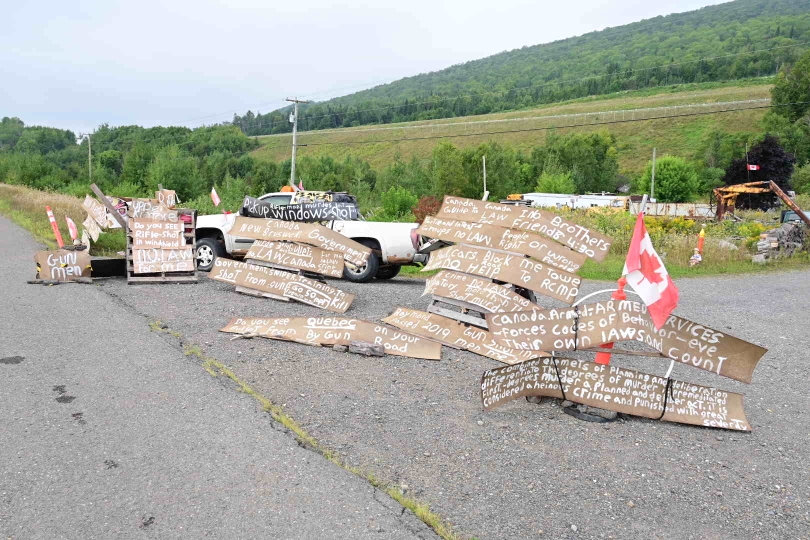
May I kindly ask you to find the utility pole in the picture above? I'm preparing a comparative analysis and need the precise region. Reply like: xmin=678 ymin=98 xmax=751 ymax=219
xmin=482 ymin=155 xmax=488 ymax=200
xmin=286 ymin=97 xmax=310 ymax=187
xmin=79 ymin=133 xmax=93 ymax=183
xmin=745 ymin=143 xmax=750 ymax=182
xmin=650 ymin=148 xmax=656 ymax=201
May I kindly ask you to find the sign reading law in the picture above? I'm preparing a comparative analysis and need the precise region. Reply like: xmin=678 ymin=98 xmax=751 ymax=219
xmin=480 ymin=357 xmax=751 ymax=431
xmin=436 ymin=196 xmax=613 ymax=261
xmin=417 ymin=216 xmax=586 ymax=273
xmin=220 ymin=317 xmax=442 ymax=360
xmin=245 ymin=240 xmax=344 ymax=278
xmin=424 ymin=244 xmax=580 ymax=304
xmin=231 ymin=217 xmax=371 ymax=267
xmin=133 ymin=247 xmax=194 ymax=274
xmin=486 ymin=299 xmax=766 ymax=383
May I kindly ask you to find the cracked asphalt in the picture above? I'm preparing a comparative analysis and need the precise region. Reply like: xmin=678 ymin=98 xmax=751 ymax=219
xmin=0 ymin=215 xmax=438 ymax=540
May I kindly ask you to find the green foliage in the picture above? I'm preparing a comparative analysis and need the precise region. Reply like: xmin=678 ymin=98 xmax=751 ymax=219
xmin=376 ymin=185 xmax=418 ymax=222
xmin=530 ymin=132 xmax=619 ymax=193
xmin=639 ymin=155 xmax=700 ymax=202
xmin=792 ymin=163 xmax=810 ymax=193
xmin=430 ymin=142 xmax=465 ymax=197
xmin=186 ymin=173 xmax=248 ymax=215
xmin=771 ymin=49 xmax=810 ymax=122
xmin=536 ymin=169 xmax=576 ymax=193
xmin=146 ymin=145 xmax=200 ymax=201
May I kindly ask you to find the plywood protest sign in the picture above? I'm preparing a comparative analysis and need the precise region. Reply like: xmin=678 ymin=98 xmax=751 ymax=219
xmin=383 ymin=307 xmax=545 ymax=365
xmin=132 ymin=247 xmax=194 ymax=274
xmin=211 ymin=257 xmax=354 ymax=313
xmin=424 ymin=271 xmax=535 ymax=314
xmin=417 ymin=216 xmax=586 ymax=273
xmin=35 ymin=250 xmax=92 ymax=281
xmin=424 ymin=244 xmax=580 ymax=304
xmin=486 ymin=299 xmax=766 ymax=383
xmin=127 ymin=199 xmax=179 ymax=221
xmin=231 ymin=217 xmax=371 ymax=267
xmin=480 ymin=357 xmax=751 ymax=431
xmin=241 ymin=196 xmax=359 ymax=222
xmin=436 ymin=196 xmax=613 ymax=261
xmin=128 ymin=218 xmax=186 ymax=249
xmin=245 ymin=240 xmax=344 ymax=278
xmin=82 ymin=214 xmax=101 ymax=242
xmin=220 ymin=316 xmax=442 ymax=360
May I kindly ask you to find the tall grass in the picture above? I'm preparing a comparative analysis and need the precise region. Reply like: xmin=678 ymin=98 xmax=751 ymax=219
xmin=0 ymin=184 xmax=126 ymax=255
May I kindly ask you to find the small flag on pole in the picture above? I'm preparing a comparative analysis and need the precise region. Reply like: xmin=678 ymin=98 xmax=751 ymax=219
xmin=65 ymin=217 xmax=79 ymax=241
xmin=211 ymin=187 xmax=221 ymax=207
xmin=622 ymin=212 xmax=679 ymax=330
xmin=298 ymin=180 xmax=304 ymax=191
xmin=747 ymin=164 xmax=760 ymax=171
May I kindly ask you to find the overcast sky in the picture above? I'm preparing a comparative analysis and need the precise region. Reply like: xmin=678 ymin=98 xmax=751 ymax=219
xmin=2 ymin=0 xmax=729 ymax=134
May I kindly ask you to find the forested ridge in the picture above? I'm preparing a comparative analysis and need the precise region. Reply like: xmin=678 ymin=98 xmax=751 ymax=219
xmin=234 ymin=0 xmax=810 ymax=135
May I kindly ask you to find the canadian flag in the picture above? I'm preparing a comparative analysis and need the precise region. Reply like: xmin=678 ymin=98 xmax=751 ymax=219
xmin=623 ymin=213 xmax=679 ymax=330
xmin=747 ymin=164 xmax=760 ymax=171
xmin=211 ymin=187 xmax=221 ymax=207
xmin=65 ymin=216 xmax=79 ymax=241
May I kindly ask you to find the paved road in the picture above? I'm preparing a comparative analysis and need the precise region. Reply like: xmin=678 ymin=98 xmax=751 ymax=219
xmin=0 ymin=216 xmax=437 ymax=540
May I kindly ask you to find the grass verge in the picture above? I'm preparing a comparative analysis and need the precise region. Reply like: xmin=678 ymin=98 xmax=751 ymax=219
xmin=148 ymin=322 xmax=462 ymax=540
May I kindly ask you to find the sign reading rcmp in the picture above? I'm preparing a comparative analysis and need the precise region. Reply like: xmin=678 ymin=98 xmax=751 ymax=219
xmin=245 ymin=240 xmax=344 ymax=278
xmin=480 ymin=357 xmax=751 ymax=431
xmin=211 ymin=257 xmax=354 ymax=312
xmin=485 ymin=299 xmax=766 ymax=383
xmin=436 ymin=196 xmax=613 ymax=261
xmin=417 ymin=216 xmax=586 ymax=273
xmin=232 ymin=217 xmax=371 ymax=267
xmin=220 ymin=316 xmax=441 ymax=360
xmin=424 ymin=244 xmax=580 ymax=304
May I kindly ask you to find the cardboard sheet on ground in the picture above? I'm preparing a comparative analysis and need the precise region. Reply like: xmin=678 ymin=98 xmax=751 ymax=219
xmin=423 ymin=245 xmax=580 ymax=304
xmin=436 ymin=196 xmax=613 ymax=261
xmin=127 ymin=199 xmax=179 ymax=221
xmin=417 ymin=216 xmax=586 ymax=273
xmin=35 ymin=250 xmax=92 ymax=281
xmin=220 ymin=316 xmax=441 ymax=360
xmin=383 ymin=307 xmax=545 ymax=365
xmin=128 ymin=218 xmax=186 ymax=249
xmin=241 ymin=196 xmax=359 ymax=222
xmin=424 ymin=271 xmax=535 ymax=313
xmin=486 ymin=299 xmax=766 ymax=383
xmin=480 ymin=357 xmax=751 ymax=431
xmin=132 ymin=247 xmax=194 ymax=274
xmin=231 ymin=217 xmax=371 ymax=267
xmin=211 ymin=258 xmax=354 ymax=313
xmin=245 ymin=240 xmax=344 ymax=278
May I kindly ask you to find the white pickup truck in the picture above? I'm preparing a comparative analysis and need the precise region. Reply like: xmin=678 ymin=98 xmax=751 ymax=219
xmin=195 ymin=191 xmax=426 ymax=282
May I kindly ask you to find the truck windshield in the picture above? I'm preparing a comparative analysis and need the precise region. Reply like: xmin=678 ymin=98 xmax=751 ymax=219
xmin=259 ymin=194 xmax=293 ymax=206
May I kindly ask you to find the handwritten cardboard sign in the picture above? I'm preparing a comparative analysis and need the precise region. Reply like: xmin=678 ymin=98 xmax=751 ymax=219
xmin=424 ymin=271 xmax=535 ymax=313
xmin=155 ymin=190 xmax=177 ymax=209
xmin=245 ymin=240 xmax=344 ymax=278
xmin=423 ymin=245 xmax=580 ymax=304
xmin=128 ymin=199 xmax=179 ymax=221
xmin=220 ymin=316 xmax=442 ymax=360
xmin=480 ymin=357 xmax=751 ymax=431
xmin=486 ymin=300 xmax=766 ymax=383
xmin=436 ymin=196 xmax=613 ymax=261
xmin=383 ymin=307 xmax=545 ymax=365
xmin=83 ymin=195 xmax=113 ymax=228
xmin=82 ymin=214 xmax=101 ymax=242
xmin=231 ymin=217 xmax=371 ymax=267
xmin=35 ymin=250 xmax=91 ymax=281
xmin=211 ymin=257 xmax=354 ymax=312
xmin=132 ymin=247 xmax=194 ymax=274
xmin=417 ymin=216 xmax=586 ymax=273
xmin=128 ymin=218 xmax=186 ymax=248
xmin=241 ymin=196 xmax=359 ymax=222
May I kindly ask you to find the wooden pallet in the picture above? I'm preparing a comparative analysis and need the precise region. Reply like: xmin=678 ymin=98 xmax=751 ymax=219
xmin=126 ymin=209 xmax=198 ymax=284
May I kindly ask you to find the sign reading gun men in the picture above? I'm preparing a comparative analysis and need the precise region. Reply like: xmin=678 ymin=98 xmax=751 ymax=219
xmin=211 ymin=257 xmax=354 ymax=312
xmin=220 ymin=316 xmax=442 ymax=360
xmin=480 ymin=357 xmax=752 ymax=431
xmin=241 ymin=196 xmax=359 ymax=222
xmin=35 ymin=250 xmax=92 ymax=281
xmin=232 ymin=217 xmax=371 ymax=267
xmin=486 ymin=299 xmax=767 ymax=383
xmin=436 ymin=196 xmax=614 ymax=261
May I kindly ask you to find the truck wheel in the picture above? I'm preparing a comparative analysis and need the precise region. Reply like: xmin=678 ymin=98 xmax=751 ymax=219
xmin=343 ymin=252 xmax=380 ymax=283
xmin=375 ymin=265 xmax=401 ymax=280
xmin=196 ymin=237 xmax=224 ymax=272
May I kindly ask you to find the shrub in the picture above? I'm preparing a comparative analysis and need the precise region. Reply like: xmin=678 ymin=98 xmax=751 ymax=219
xmin=638 ymin=155 xmax=700 ymax=202
xmin=412 ymin=196 xmax=442 ymax=224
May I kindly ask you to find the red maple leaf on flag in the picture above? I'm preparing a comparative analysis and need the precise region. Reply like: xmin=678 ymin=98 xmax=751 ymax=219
xmin=637 ymin=249 xmax=664 ymax=285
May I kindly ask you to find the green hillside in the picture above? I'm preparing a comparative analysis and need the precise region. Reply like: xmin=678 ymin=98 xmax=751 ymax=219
xmin=236 ymin=0 xmax=810 ymax=135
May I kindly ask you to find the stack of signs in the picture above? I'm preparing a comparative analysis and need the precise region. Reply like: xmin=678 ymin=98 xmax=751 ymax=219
xmin=127 ymin=198 xmax=196 ymax=280
xmin=209 ymin=217 xmax=371 ymax=312
xmin=384 ymin=196 xmax=614 ymax=365
xmin=220 ymin=316 xmax=442 ymax=360
xmin=81 ymin=195 xmax=122 ymax=245
xmin=480 ymin=299 xmax=767 ymax=431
